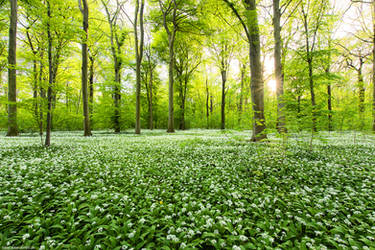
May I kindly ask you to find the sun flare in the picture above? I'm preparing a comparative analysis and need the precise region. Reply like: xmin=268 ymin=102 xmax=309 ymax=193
xmin=267 ymin=79 xmax=277 ymax=93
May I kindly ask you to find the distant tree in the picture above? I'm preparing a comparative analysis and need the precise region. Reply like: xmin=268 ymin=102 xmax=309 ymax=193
xmin=101 ymin=0 xmax=128 ymax=133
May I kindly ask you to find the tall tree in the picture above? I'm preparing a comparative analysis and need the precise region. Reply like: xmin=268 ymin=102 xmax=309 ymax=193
xmin=79 ymin=0 xmax=92 ymax=136
xmin=7 ymin=0 xmax=18 ymax=136
xmin=45 ymin=0 xmax=53 ymax=146
xmin=174 ymin=37 xmax=201 ymax=130
xmin=224 ymin=0 xmax=267 ymax=141
xmin=101 ymin=0 xmax=127 ymax=133
xmin=299 ymin=0 xmax=327 ymax=132
xmin=158 ymin=0 xmax=178 ymax=132
xmin=134 ymin=0 xmax=145 ymax=134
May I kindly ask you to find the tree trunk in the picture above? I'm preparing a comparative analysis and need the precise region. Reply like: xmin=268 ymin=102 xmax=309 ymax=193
xmin=7 ymin=0 xmax=18 ymax=136
xmin=81 ymin=0 xmax=91 ymax=136
xmin=245 ymin=0 xmax=267 ymax=141
xmin=45 ymin=0 xmax=53 ymax=146
xmin=135 ymin=0 xmax=144 ymax=134
xmin=205 ymin=78 xmax=209 ymax=129
xmin=221 ymin=70 xmax=226 ymax=130
xmin=89 ymin=54 xmax=94 ymax=126
xmin=273 ymin=0 xmax=286 ymax=133
xmin=32 ymin=59 xmax=38 ymax=129
xmin=238 ymin=64 xmax=244 ymax=125
xmin=113 ymin=66 xmax=121 ymax=133
xmin=167 ymin=31 xmax=176 ymax=133
xmin=327 ymin=82 xmax=332 ymax=131
xmin=358 ymin=66 xmax=365 ymax=130
xmin=39 ymin=58 xmax=44 ymax=136
xmin=148 ymin=64 xmax=153 ymax=130
xmin=308 ymin=57 xmax=317 ymax=132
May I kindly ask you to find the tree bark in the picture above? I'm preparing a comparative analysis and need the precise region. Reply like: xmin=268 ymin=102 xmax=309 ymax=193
xmin=221 ymin=70 xmax=226 ymax=130
xmin=80 ymin=0 xmax=92 ymax=136
xmin=45 ymin=0 xmax=53 ymax=146
xmin=238 ymin=64 xmax=244 ymax=125
xmin=327 ymin=82 xmax=332 ymax=131
xmin=205 ymin=78 xmax=209 ymax=129
xmin=167 ymin=31 xmax=176 ymax=132
xmin=135 ymin=0 xmax=145 ymax=134
xmin=7 ymin=0 xmax=18 ymax=136
xmin=273 ymin=0 xmax=286 ymax=133
xmin=358 ymin=65 xmax=365 ymax=130
xmin=245 ymin=0 xmax=267 ymax=141
xmin=89 ymin=53 xmax=94 ymax=126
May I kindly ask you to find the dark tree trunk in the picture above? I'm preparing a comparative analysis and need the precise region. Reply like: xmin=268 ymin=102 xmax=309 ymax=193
xmin=7 ymin=0 xmax=18 ymax=136
xmin=273 ymin=0 xmax=286 ymax=133
xmin=245 ymin=0 xmax=267 ymax=141
xmin=113 ymin=66 xmax=121 ymax=133
xmin=147 ymin=64 xmax=154 ymax=130
xmin=80 ymin=0 xmax=92 ymax=136
xmin=308 ymin=57 xmax=317 ymax=132
xmin=327 ymin=82 xmax=332 ymax=131
xmin=45 ymin=0 xmax=53 ymax=146
xmin=221 ymin=70 xmax=226 ymax=130
xmin=167 ymin=31 xmax=176 ymax=133
xmin=358 ymin=66 xmax=365 ymax=130
xmin=89 ymin=54 xmax=94 ymax=126
xmin=205 ymin=79 xmax=209 ymax=129
xmin=238 ymin=64 xmax=244 ymax=125
xmin=134 ymin=0 xmax=144 ymax=134
xmin=39 ymin=58 xmax=44 ymax=136
xmin=32 ymin=59 xmax=38 ymax=128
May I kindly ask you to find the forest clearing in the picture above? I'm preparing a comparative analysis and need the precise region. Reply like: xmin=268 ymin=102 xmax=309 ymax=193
xmin=1 ymin=130 xmax=375 ymax=248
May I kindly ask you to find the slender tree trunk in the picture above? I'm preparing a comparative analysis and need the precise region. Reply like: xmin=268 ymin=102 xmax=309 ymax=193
xmin=273 ymin=0 xmax=286 ymax=133
xmin=148 ymin=64 xmax=153 ymax=130
xmin=358 ymin=66 xmax=365 ymax=130
xmin=89 ymin=55 xmax=94 ymax=127
xmin=45 ymin=0 xmax=53 ymax=146
xmin=32 ymin=59 xmax=38 ymax=128
xmin=39 ymin=58 xmax=44 ymax=136
xmin=205 ymin=78 xmax=209 ymax=129
xmin=245 ymin=0 xmax=267 ymax=141
xmin=80 ymin=0 xmax=91 ymax=136
xmin=7 ymin=0 xmax=18 ymax=136
xmin=238 ymin=64 xmax=244 ymax=125
xmin=327 ymin=82 xmax=332 ymax=131
xmin=167 ymin=31 xmax=176 ymax=133
xmin=308 ymin=57 xmax=317 ymax=132
xmin=114 ymin=66 xmax=121 ymax=133
xmin=135 ymin=0 xmax=144 ymax=134
xmin=221 ymin=70 xmax=226 ymax=130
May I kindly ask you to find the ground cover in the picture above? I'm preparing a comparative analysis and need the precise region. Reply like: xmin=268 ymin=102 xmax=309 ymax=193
xmin=1 ymin=130 xmax=375 ymax=249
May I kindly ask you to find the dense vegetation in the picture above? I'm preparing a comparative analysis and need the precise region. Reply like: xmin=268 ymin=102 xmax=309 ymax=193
xmin=1 ymin=130 xmax=375 ymax=248
xmin=1 ymin=0 xmax=375 ymax=248
xmin=0 ymin=0 xmax=375 ymax=143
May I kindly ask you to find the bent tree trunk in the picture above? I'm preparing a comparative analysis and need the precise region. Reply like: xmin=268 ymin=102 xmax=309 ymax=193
xmin=7 ymin=0 xmax=18 ymax=136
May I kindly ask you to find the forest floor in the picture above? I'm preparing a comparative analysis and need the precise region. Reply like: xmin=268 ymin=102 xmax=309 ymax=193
xmin=1 ymin=130 xmax=375 ymax=249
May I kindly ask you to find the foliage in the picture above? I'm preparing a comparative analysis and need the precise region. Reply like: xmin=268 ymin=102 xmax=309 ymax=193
xmin=1 ymin=130 xmax=375 ymax=248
